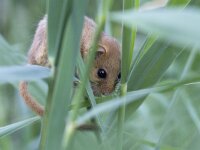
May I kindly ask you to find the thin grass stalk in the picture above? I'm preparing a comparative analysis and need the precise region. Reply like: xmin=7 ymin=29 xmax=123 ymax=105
xmin=117 ymin=0 xmax=139 ymax=149
xmin=129 ymin=0 xmax=140 ymax=68
xmin=63 ymin=0 xmax=113 ymax=149
xmin=117 ymin=84 xmax=126 ymax=150
xmin=77 ymin=53 xmax=103 ymax=142
xmin=77 ymin=54 xmax=103 ymax=131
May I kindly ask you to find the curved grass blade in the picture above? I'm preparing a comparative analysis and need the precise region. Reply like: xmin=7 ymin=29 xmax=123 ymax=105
xmin=128 ymin=42 xmax=183 ymax=90
xmin=0 ymin=116 xmax=40 ymax=138
xmin=0 ymin=65 xmax=51 ymax=84
xmin=118 ymin=0 xmax=138 ymax=149
xmin=110 ymin=8 xmax=200 ymax=49
xmin=124 ymin=42 xmax=183 ymax=118
xmin=76 ymin=74 xmax=200 ymax=126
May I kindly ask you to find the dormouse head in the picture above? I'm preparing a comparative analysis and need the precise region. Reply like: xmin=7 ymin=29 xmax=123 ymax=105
xmin=90 ymin=35 xmax=121 ymax=96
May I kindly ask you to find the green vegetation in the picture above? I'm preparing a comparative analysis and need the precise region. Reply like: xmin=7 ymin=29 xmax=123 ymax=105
xmin=1 ymin=0 xmax=200 ymax=150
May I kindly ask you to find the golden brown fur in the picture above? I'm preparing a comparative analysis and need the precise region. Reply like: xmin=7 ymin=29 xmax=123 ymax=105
xmin=90 ymin=36 xmax=121 ymax=95
xmin=19 ymin=16 xmax=121 ymax=116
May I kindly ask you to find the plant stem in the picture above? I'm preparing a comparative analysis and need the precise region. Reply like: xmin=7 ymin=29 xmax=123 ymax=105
xmin=117 ymin=83 xmax=127 ymax=150
xmin=129 ymin=0 xmax=140 ymax=69
xmin=117 ymin=0 xmax=140 ymax=150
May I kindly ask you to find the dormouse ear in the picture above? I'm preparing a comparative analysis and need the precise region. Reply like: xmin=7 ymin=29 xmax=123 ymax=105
xmin=96 ymin=44 xmax=106 ymax=58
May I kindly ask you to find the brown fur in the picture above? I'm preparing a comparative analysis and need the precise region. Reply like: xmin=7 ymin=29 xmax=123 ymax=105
xmin=19 ymin=16 xmax=121 ymax=116
xmin=28 ymin=15 xmax=50 ymax=67
xmin=19 ymin=81 xmax=44 ymax=115
xmin=90 ymin=36 xmax=121 ymax=96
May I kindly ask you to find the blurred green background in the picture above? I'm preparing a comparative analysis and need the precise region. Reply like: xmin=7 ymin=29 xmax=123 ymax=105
xmin=0 ymin=0 xmax=200 ymax=150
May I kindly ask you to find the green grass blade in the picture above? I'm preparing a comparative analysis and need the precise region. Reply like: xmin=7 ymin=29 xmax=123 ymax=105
xmin=40 ymin=0 xmax=87 ymax=149
xmin=77 ymin=54 xmax=97 ymax=108
xmin=76 ymin=88 xmax=157 ymax=126
xmin=47 ymin=0 xmax=72 ymax=58
xmin=121 ymin=25 xmax=132 ymax=82
xmin=0 ymin=65 xmax=51 ymax=84
xmin=121 ymin=0 xmax=137 ymax=83
xmin=128 ymin=42 xmax=183 ymax=118
xmin=76 ymin=74 xmax=200 ymax=126
xmin=128 ymin=35 xmax=158 ymax=82
xmin=77 ymin=54 xmax=103 ymax=131
xmin=110 ymin=8 xmax=200 ymax=49
xmin=0 ymin=116 xmax=40 ymax=138
xmin=118 ymin=0 xmax=136 ymax=149
xmin=63 ymin=0 xmax=113 ymax=148
xmin=111 ymin=7 xmax=198 ymax=121
xmin=128 ymin=42 xmax=183 ymax=90
xmin=135 ymin=35 xmax=158 ymax=64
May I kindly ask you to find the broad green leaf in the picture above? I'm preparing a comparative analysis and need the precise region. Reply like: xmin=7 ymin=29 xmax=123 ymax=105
xmin=0 ymin=65 xmax=51 ymax=84
xmin=0 ymin=116 xmax=40 ymax=138
xmin=126 ymin=42 xmax=183 ymax=118
xmin=128 ymin=34 xmax=158 ymax=84
xmin=121 ymin=0 xmax=135 ymax=83
xmin=40 ymin=0 xmax=87 ymax=150
xmin=48 ymin=0 xmax=72 ymax=57
xmin=110 ymin=8 xmax=200 ymax=49
xmin=128 ymin=42 xmax=183 ymax=90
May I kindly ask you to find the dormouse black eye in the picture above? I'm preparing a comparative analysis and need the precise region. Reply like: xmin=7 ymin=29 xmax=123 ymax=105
xmin=118 ymin=73 xmax=121 ymax=79
xmin=97 ymin=69 xmax=107 ymax=79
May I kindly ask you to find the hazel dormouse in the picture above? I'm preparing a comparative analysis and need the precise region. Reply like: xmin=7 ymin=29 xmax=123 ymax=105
xmin=19 ymin=16 xmax=121 ymax=116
